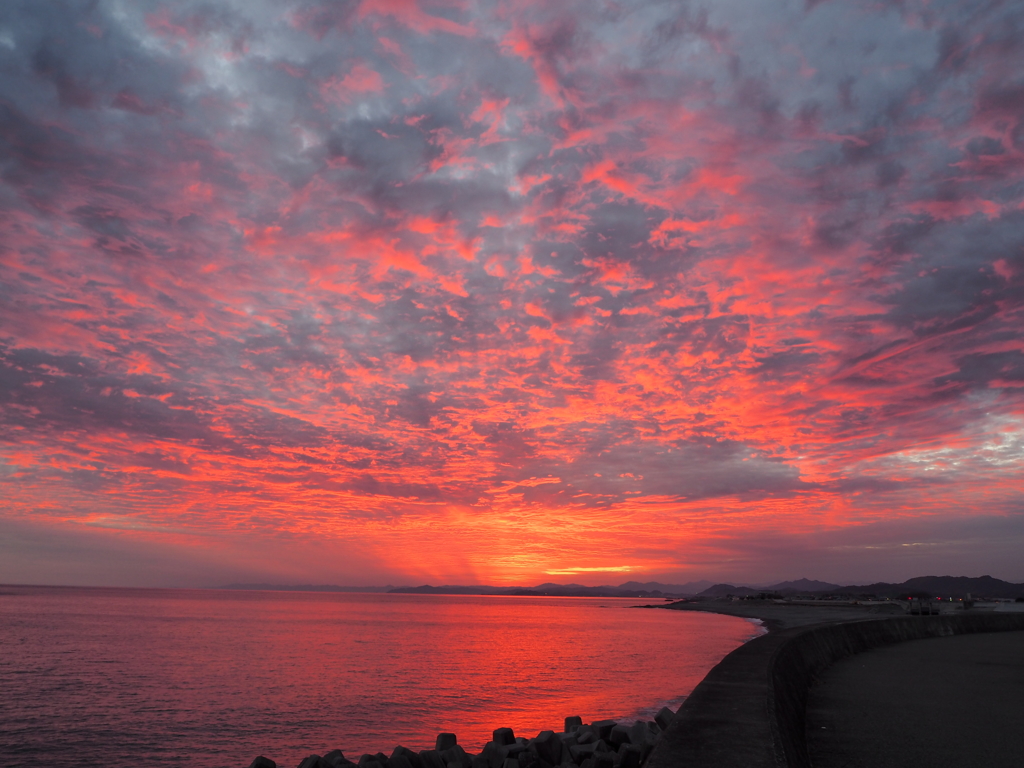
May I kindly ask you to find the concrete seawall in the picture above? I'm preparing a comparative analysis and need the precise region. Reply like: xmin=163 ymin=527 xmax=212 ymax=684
xmin=646 ymin=612 xmax=1024 ymax=768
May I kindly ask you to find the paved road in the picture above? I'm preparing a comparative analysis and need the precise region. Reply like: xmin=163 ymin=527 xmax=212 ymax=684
xmin=806 ymin=630 xmax=1024 ymax=768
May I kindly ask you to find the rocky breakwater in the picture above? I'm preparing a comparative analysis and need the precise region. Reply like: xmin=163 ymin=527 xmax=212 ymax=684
xmin=248 ymin=709 xmax=677 ymax=768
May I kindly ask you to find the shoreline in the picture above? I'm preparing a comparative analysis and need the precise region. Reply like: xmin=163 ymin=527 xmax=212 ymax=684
xmin=646 ymin=598 xmax=907 ymax=632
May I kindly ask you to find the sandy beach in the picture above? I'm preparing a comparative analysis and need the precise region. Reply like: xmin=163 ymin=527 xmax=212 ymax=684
xmin=654 ymin=598 xmax=906 ymax=631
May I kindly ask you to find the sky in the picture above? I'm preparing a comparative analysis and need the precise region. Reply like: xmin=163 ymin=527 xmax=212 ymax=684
xmin=1 ymin=0 xmax=1023 ymax=589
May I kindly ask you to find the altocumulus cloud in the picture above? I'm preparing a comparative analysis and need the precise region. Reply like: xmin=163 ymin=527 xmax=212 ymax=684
xmin=0 ymin=0 xmax=1023 ymax=586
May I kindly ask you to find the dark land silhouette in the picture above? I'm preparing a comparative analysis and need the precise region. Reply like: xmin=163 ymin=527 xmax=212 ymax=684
xmin=218 ymin=575 xmax=1024 ymax=601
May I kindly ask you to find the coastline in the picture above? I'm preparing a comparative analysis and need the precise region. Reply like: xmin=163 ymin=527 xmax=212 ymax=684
xmin=648 ymin=598 xmax=906 ymax=632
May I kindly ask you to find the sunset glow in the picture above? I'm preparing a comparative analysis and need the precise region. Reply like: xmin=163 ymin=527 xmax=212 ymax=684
xmin=1 ymin=0 xmax=1023 ymax=586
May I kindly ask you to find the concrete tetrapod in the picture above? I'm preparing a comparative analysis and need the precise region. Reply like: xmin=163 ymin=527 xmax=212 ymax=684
xmin=247 ymin=713 xmax=670 ymax=768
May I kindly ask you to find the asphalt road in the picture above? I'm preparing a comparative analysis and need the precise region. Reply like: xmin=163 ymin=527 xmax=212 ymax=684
xmin=805 ymin=630 xmax=1024 ymax=768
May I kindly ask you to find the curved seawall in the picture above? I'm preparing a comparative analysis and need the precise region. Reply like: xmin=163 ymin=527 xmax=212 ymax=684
xmin=646 ymin=612 xmax=1024 ymax=768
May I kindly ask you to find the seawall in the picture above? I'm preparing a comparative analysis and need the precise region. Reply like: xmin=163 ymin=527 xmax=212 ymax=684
xmin=645 ymin=611 xmax=1024 ymax=768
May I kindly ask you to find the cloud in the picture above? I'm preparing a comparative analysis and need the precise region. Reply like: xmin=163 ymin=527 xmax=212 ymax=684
xmin=1 ymin=0 xmax=1023 ymax=585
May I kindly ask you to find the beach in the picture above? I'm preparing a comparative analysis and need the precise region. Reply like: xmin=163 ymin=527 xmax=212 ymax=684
xmin=655 ymin=597 xmax=906 ymax=630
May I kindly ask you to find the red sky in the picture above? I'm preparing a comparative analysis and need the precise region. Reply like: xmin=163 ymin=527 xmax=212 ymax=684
xmin=1 ymin=0 xmax=1023 ymax=588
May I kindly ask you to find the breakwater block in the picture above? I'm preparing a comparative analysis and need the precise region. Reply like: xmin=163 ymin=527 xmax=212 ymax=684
xmin=419 ymin=750 xmax=446 ymax=768
xmin=391 ymin=746 xmax=422 ymax=768
xmin=443 ymin=744 xmax=472 ymax=768
xmin=608 ymin=725 xmax=631 ymax=748
xmin=591 ymin=721 xmax=616 ymax=741
xmin=246 ymin=712 xmax=672 ymax=768
xmin=493 ymin=728 xmax=516 ymax=746
xmin=435 ymin=734 xmax=458 ymax=752
xmin=652 ymin=708 xmax=673 ymax=732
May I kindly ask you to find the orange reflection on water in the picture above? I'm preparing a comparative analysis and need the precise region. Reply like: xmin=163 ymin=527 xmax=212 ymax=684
xmin=0 ymin=588 xmax=761 ymax=767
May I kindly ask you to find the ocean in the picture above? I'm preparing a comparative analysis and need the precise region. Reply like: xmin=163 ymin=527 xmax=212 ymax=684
xmin=0 ymin=586 xmax=762 ymax=767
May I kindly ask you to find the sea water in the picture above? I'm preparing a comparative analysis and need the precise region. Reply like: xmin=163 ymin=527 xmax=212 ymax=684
xmin=0 ymin=586 xmax=762 ymax=767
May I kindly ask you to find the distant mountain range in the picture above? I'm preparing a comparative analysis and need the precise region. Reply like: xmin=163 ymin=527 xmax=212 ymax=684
xmin=771 ymin=578 xmax=843 ymax=592
xmin=695 ymin=575 xmax=1024 ymax=599
xmin=216 ymin=575 xmax=1024 ymax=600
xmin=696 ymin=578 xmax=842 ymax=597
xmin=219 ymin=583 xmax=395 ymax=593
xmin=836 ymin=575 xmax=1024 ymax=600
xmin=218 ymin=580 xmax=714 ymax=597
xmin=389 ymin=578 xmax=845 ymax=598
xmin=388 ymin=582 xmax=704 ymax=598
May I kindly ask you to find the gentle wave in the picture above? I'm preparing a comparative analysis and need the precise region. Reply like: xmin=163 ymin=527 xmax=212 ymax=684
xmin=0 ymin=587 xmax=755 ymax=768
